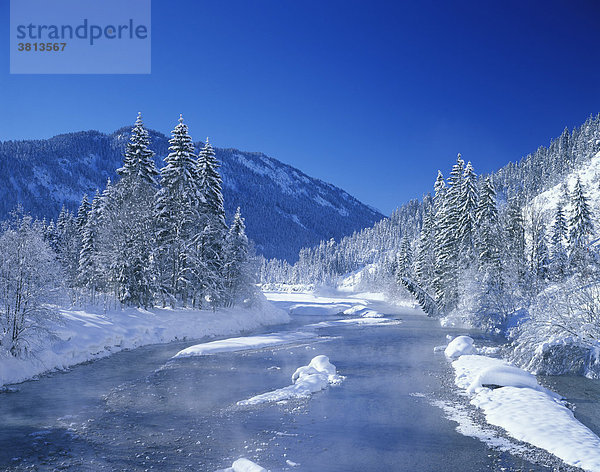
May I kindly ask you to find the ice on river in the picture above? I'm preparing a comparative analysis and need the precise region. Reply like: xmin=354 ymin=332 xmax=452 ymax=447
xmin=237 ymin=355 xmax=343 ymax=406
xmin=171 ymin=331 xmax=315 ymax=359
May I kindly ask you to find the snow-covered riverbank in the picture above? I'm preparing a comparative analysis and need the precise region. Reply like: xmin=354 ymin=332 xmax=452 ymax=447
xmin=0 ymin=294 xmax=288 ymax=388
xmin=443 ymin=336 xmax=600 ymax=472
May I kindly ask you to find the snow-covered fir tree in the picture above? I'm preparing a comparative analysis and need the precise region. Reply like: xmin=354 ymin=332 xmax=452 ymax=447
xmin=155 ymin=115 xmax=199 ymax=307
xmin=223 ymin=207 xmax=255 ymax=307
xmin=549 ymin=203 xmax=569 ymax=279
xmin=194 ymin=138 xmax=228 ymax=307
xmin=568 ymin=176 xmax=594 ymax=275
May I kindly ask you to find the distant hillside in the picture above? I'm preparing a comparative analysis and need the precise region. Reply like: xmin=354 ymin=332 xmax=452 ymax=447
xmin=0 ymin=128 xmax=384 ymax=261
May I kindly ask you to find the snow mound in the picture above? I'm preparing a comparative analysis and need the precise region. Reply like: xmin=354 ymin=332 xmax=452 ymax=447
xmin=342 ymin=305 xmax=383 ymax=318
xmin=215 ymin=458 xmax=268 ymax=472
xmin=172 ymin=331 xmax=314 ymax=359
xmin=342 ymin=304 xmax=368 ymax=315
xmin=444 ymin=336 xmax=475 ymax=358
xmin=237 ymin=355 xmax=343 ymax=406
xmin=453 ymin=355 xmax=512 ymax=390
xmin=466 ymin=364 xmax=541 ymax=395
xmin=288 ymin=303 xmax=350 ymax=316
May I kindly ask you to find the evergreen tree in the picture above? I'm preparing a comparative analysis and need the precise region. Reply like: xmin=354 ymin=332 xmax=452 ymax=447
xmin=458 ymin=161 xmax=478 ymax=264
xmin=503 ymin=197 xmax=526 ymax=288
xmin=475 ymin=177 xmax=504 ymax=329
xmin=223 ymin=208 xmax=255 ymax=307
xmin=568 ymin=177 xmax=594 ymax=274
xmin=194 ymin=138 xmax=228 ymax=307
xmin=117 ymin=112 xmax=159 ymax=186
xmin=55 ymin=206 xmax=80 ymax=289
xmin=550 ymin=203 xmax=568 ymax=279
xmin=78 ymin=190 xmax=102 ymax=302
xmin=435 ymin=155 xmax=464 ymax=311
xmin=432 ymin=171 xmax=448 ymax=308
xmin=415 ymin=203 xmax=435 ymax=286
xmin=396 ymin=235 xmax=413 ymax=278
xmin=155 ymin=115 xmax=199 ymax=306
xmin=75 ymin=194 xmax=91 ymax=235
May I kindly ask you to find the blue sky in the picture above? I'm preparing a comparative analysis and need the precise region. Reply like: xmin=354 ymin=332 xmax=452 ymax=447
xmin=1 ymin=0 xmax=600 ymax=214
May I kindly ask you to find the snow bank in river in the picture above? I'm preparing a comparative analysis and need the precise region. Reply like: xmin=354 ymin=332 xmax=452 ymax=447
xmin=237 ymin=355 xmax=343 ymax=406
xmin=288 ymin=303 xmax=349 ymax=316
xmin=0 ymin=294 xmax=288 ymax=388
xmin=306 ymin=317 xmax=400 ymax=329
xmin=215 ymin=458 xmax=268 ymax=472
xmin=473 ymin=386 xmax=600 ymax=471
xmin=444 ymin=335 xmax=475 ymax=358
xmin=451 ymin=353 xmax=600 ymax=471
xmin=172 ymin=331 xmax=314 ymax=358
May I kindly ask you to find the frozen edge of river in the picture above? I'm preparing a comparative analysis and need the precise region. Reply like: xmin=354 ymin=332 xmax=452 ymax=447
xmin=0 ymin=293 xmax=289 ymax=389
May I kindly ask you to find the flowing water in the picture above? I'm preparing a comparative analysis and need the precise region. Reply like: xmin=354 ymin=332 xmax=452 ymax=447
xmin=0 ymin=297 xmax=597 ymax=471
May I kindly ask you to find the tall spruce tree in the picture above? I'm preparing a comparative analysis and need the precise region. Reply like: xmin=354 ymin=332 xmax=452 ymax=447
xmin=568 ymin=177 xmax=594 ymax=274
xmin=223 ymin=208 xmax=254 ymax=307
xmin=78 ymin=190 xmax=102 ymax=303
xmin=102 ymin=113 xmax=159 ymax=308
xmin=194 ymin=138 xmax=228 ymax=307
xmin=76 ymin=194 xmax=91 ymax=236
xmin=458 ymin=161 xmax=478 ymax=264
xmin=550 ymin=203 xmax=568 ymax=279
xmin=503 ymin=197 xmax=526 ymax=288
xmin=155 ymin=115 xmax=199 ymax=306
xmin=415 ymin=203 xmax=435 ymax=286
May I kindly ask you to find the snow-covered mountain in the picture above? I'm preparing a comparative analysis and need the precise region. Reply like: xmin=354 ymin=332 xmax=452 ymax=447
xmin=0 ymin=128 xmax=383 ymax=261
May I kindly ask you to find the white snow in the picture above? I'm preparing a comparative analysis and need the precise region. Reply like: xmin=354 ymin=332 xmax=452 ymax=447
xmin=306 ymin=317 xmax=400 ymax=329
xmin=237 ymin=355 xmax=343 ymax=406
xmin=472 ymin=386 xmax=600 ymax=471
xmin=172 ymin=331 xmax=315 ymax=359
xmin=530 ymin=150 xmax=600 ymax=231
xmin=215 ymin=458 xmax=268 ymax=472
xmin=342 ymin=304 xmax=383 ymax=318
xmin=342 ymin=304 xmax=368 ymax=315
xmin=288 ymin=303 xmax=350 ymax=316
xmin=444 ymin=335 xmax=475 ymax=358
xmin=466 ymin=364 xmax=543 ymax=395
xmin=0 ymin=294 xmax=288 ymax=388
xmin=451 ymin=352 xmax=600 ymax=471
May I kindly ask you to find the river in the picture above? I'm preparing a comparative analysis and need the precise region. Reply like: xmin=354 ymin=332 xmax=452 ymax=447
xmin=0 ymin=293 xmax=597 ymax=471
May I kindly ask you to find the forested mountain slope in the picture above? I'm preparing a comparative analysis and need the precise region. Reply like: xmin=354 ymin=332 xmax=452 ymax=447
xmin=0 ymin=128 xmax=383 ymax=261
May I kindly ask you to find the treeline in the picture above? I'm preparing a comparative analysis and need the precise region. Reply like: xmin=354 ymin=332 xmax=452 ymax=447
xmin=0 ymin=113 xmax=256 ymax=356
xmin=260 ymin=113 xmax=600 ymax=375
xmin=52 ymin=113 xmax=256 ymax=309
xmin=405 ymin=155 xmax=596 ymax=328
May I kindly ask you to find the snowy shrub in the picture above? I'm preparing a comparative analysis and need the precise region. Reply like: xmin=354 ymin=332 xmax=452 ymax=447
xmin=0 ymin=214 xmax=62 ymax=357
xmin=511 ymin=280 xmax=600 ymax=377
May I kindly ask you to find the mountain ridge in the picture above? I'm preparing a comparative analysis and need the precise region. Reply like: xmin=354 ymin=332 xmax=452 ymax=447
xmin=0 ymin=127 xmax=384 ymax=261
